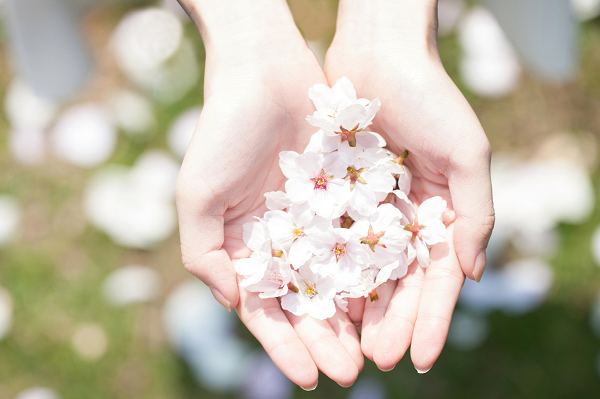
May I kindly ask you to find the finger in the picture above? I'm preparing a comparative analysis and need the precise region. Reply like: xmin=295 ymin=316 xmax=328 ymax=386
xmin=448 ymin=141 xmax=494 ymax=282
xmin=327 ymin=306 xmax=364 ymax=373
xmin=236 ymin=288 xmax=318 ymax=390
xmin=176 ymin=188 xmax=239 ymax=311
xmin=346 ymin=297 xmax=365 ymax=324
xmin=372 ymin=261 xmax=425 ymax=371
xmin=410 ymin=224 xmax=464 ymax=373
xmin=285 ymin=311 xmax=359 ymax=388
xmin=360 ymin=280 xmax=396 ymax=361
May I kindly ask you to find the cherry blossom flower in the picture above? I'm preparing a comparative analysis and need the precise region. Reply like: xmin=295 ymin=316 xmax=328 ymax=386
xmin=235 ymin=77 xmax=449 ymax=320
xmin=351 ymin=204 xmax=412 ymax=281
xmin=235 ymin=219 xmax=274 ymax=285
xmin=309 ymin=227 xmax=370 ymax=278
xmin=307 ymin=76 xmax=364 ymax=113
xmin=305 ymin=78 xmax=381 ymax=148
xmin=344 ymin=266 xmax=382 ymax=301
xmin=265 ymin=202 xmax=330 ymax=269
xmin=306 ymin=101 xmax=381 ymax=147
xmin=338 ymin=131 xmax=389 ymax=169
xmin=340 ymin=163 xmax=397 ymax=217
xmin=404 ymin=196 xmax=447 ymax=268
xmin=239 ymin=257 xmax=292 ymax=299
xmin=281 ymin=151 xmax=347 ymax=218
xmin=280 ymin=266 xmax=336 ymax=320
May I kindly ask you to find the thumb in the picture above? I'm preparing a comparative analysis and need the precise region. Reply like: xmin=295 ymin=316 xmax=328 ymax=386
xmin=447 ymin=145 xmax=495 ymax=282
xmin=176 ymin=191 xmax=239 ymax=311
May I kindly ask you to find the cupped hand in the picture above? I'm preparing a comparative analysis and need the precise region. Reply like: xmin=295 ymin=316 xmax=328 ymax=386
xmin=175 ymin=1 xmax=362 ymax=388
xmin=324 ymin=1 xmax=495 ymax=373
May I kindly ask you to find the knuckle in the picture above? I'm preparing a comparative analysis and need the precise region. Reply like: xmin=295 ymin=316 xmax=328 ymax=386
xmin=180 ymin=243 xmax=204 ymax=277
xmin=245 ymin=303 xmax=281 ymax=326
xmin=308 ymin=334 xmax=338 ymax=352
xmin=385 ymin=313 xmax=416 ymax=330
xmin=427 ymin=265 xmax=465 ymax=282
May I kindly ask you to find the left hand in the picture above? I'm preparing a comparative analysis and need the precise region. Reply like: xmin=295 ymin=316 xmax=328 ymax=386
xmin=324 ymin=0 xmax=495 ymax=373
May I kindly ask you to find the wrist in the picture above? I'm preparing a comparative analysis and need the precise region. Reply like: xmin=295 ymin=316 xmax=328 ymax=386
xmin=181 ymin=0 xmax=305 ymax=58
xmin=335 ymin=0 xmax=439 ymax=58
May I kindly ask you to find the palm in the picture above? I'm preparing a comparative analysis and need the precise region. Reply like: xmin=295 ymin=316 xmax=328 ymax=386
xmin=324 ymin=42 xmax=491 ymax=371
xmin=177 ymin=45 xmax=363 ymax=388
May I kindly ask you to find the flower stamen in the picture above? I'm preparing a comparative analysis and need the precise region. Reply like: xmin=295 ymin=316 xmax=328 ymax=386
xmin=300 ymin=279 xmax=318 ymax=298
xmin=311 ymin=169 xmax=333 ymax=190
xmin=291 ymin=227 xmax=306 ymax=241
xmin=332 ymin=243 xmax=347 ymax=262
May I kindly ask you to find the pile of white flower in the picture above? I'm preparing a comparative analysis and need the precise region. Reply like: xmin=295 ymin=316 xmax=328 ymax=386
xmin=235 ymin=78 xmax=447 ymax=320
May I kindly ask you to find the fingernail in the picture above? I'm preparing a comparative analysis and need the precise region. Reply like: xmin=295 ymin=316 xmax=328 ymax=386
xmin=415 ymin=366 xmax=432 ymax=374
xmin=301 ymin=381 xmax=318 ymax=391
xmin=378 ymin=364 xmax=395 ymax=372
xmin=473 ymin=251 xmax=486 ymax=283
xmin=337 ymin=381 xmax=353 ymax=388
xmin=209 ymin=286 xmax=231 ymax=312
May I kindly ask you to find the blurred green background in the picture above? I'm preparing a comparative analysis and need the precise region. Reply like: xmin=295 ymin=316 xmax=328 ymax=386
xmin=1 ymin=0 xmax=600 ymax=398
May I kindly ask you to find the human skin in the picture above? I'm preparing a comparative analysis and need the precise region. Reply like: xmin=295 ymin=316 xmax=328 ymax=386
xmin=175 ymin=0 xmax=363 ymax=389
xmin=325 ymin=0 xmax=495 ymax=373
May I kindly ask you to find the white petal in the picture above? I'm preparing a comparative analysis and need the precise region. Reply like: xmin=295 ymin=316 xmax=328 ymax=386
xmin=371 ymin=203 xmax=403 ymax=231
xmin=289 ymin=201 xmax=314 ymax=227
xmin=421 ymin=220 xmax=447 ymax=246
xmin=306 ymin=114 xmax=335 ymax=132
xmin=418 ymin=196 xmax=447 ymax=224
xmin=310 ymin=254 xmax=337 ymax=277
xmin=308 ymin=298 xmax=336 ymax=320
xmin=242 ymin=220 xmax=269 ymax=250
xmin=375 ymin=261 xmax=399 ymax=284
xmin=349 ymin=183 xmax=377 ymax=217
xmin=332 ymin=77 xmax=357 ymax=104
xmin=363 ymin=165 xmax=395 ymax=193
xmin=415 ymin=238 xmax=430 ymax=268
xmin=337 ymin=140 xmax=357 ymax=165
xmin=362 ymin=98 xmax=381 ymax=127
xmin=308 ymin=83 xmax=337 ymax=110
xmin=308 ymin=189 xmax=335 ymax=218
xmin=398 ymin=166 xmax=412 ymax=194
xmin=295 ymin=151 xmax=322 ymax=176
xmin=323 ymin=152 xmax=348 ymax=178
xmin=285 ymin=178 xmax=313 ymax=203
xmin=289 ymin=239 xmax=314 ymax=269
xmin=304 ymin=130 xmax=340 ymax=154
xmin=279 ymin=151 xmax=300 ymax=179
xmin=280 ymin=291 xmax=305 ymax=316
xmin=265 ymin=211 xmax=294 ymax=250
xmin=264 ymin=191 xmax=290 ymax=211
xmin=355 ymin=131 xmax=385 ymax=149
xmin=334 ymin=104 xmax=366 ymax=130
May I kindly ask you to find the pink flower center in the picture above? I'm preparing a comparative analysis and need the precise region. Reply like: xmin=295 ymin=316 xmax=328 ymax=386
xmin=311 ymin=169 xmax=333 ymax=190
